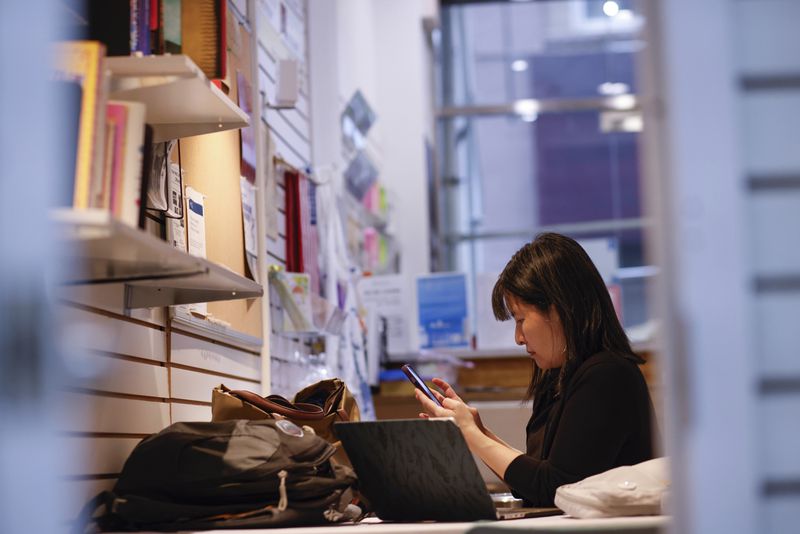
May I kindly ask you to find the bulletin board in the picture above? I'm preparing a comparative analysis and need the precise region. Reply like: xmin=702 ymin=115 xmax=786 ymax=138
xmin=177 ymin=17 xmax=262 ymax=340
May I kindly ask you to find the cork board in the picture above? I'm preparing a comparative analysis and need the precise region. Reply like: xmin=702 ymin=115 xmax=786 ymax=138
xmin=179 ymin=131 xmax=261 ymax=338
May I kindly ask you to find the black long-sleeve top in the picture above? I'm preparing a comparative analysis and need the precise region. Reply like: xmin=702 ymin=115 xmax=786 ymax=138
xmin=502 ymin=351 xmax=656 ymax=506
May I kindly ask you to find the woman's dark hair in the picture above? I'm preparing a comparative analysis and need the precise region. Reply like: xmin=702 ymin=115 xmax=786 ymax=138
xmin=491 ymin=232 xmax=642 ymax=399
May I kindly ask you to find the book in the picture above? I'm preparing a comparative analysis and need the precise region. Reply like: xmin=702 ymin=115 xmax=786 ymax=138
xmin=87 ymin=0 xmax=162 ymax=55
xmin=97 ymin=115 xmax=116 ymax=209
xmin=106 ymin=100 xmax=148 ymax=229
xmin=137 ymin=0 xmax=151 ymax=55
xmin=138 ymin=124 xmax=155 ymax=229
xmin=86 ymin=0 xmax=133 ymax=56
xmin=163 ymin=0 xmax=182 ymax=53
xmin=150 ymin=0 xmax=165 ymax=54
xmin=53 ymin=41 xmax=108 ymax=210
xmin=52 ymin=79 xmax=83 ymax=207
xmin=105 ymin=103 xmax=129 ymax=211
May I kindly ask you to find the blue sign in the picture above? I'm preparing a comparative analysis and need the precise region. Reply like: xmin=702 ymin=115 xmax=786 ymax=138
xmin=417 ymin=273 xmax=469 ymax=349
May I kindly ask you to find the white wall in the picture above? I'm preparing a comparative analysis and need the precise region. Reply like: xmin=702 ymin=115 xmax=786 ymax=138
xmin=308 ymin=0 xmax=438 ymax=277
xmin=373 ymin=0 xmax=437 ymax=276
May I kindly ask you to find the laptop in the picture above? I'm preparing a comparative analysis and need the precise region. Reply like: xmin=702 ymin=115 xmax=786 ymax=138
xmin=334 ymin=418 xmax=562 ymax=522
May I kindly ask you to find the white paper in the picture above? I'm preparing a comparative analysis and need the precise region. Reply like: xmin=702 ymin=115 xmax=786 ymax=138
xmin=186 ymin=187 xmax=206 ymax=259
xmin=475 ymin=272 xmax=518 ymax=351
xmin=146 ymin=141 xmax=173 ymax=211
xmin=165 ymin=164 xmax=186 ymax=251
xmin=240 ymin=176 xmax=258 ymax=282
xmin=166 ymin=162 xmax=183 ymax=218
xmin=185 ymin=186 xmax=207 ymax=316
xmin=264 ymin=126 xmax=280 ymax=240
xmin=358 ymin=274 xmax=414 ymax=362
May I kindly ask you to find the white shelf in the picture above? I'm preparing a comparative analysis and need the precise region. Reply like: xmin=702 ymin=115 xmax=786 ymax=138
xmin=106 ymin=55 xmax=249 ymax=143
xmin=171 ymin=308 xmax=263 ymax=353
xmin=53 ymin=209 xmax=263 ymax=309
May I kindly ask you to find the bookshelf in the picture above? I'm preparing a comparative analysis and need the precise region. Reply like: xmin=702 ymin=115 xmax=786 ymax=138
xmin=53 ymin=209 xmax=263 ymax=309
xmin=106 ymin=55 xmax=249 ymax=143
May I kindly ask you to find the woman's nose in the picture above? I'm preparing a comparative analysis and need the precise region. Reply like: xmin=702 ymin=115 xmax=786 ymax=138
xmin=515 ymin=326 xmax=525 ymax=345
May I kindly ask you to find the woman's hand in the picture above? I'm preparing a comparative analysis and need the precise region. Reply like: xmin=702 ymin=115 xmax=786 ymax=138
xmin=414 ymin=389 xmax=479 ymax=434
xmin=413 ymin=377 xmax=484 ymax=434
xmin=429 ymin=378 xmax=486 ymax=433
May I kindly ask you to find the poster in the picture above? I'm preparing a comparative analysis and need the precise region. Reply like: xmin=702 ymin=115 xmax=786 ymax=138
xmin=416 ymin=273 xmax=470 ymax=350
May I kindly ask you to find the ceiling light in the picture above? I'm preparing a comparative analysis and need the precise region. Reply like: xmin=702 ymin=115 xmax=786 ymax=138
xmin=603 ymin=1 xmax=620 ymax=17
xmin=511 ymin=59 xmax=528 ymax=72
xmin=597 ymin=82 xmax=630 ymax=96
xmin=513 ymin=99 xmax=540 ymax=117
xmin=607 ymin=94 xmax=637 ymax=111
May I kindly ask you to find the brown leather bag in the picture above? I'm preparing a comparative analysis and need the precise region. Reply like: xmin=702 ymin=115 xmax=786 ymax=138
xmin=293 ymin=378 xmax=361 ymax=443
xmin=211 ymin=379 xmax=360 ymax=466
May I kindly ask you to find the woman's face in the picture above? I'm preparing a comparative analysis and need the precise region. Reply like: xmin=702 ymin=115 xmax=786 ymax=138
xmin=506 ymin=294 xmax=566 ymax=370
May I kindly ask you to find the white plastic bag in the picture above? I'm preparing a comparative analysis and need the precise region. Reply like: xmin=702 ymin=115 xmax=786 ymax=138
xmin=554 ymin=457 xmax=670 ymax=518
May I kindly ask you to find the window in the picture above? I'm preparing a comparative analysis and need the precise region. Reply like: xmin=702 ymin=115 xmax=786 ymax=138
xmin=432 ymin=0 xmax=653 ymax=332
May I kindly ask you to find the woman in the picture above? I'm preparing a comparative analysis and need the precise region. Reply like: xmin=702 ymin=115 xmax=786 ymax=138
xmin=414 ymin=232 xmax=656 ymax=506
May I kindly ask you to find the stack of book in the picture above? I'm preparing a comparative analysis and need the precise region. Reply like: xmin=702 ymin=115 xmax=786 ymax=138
xmin=54 ymin=40 xmax=152 ymax=229
xmin=87 ymin=0 xmax=227 ymax=81
xmin=54 ymin=0 xmax=230 ymax=230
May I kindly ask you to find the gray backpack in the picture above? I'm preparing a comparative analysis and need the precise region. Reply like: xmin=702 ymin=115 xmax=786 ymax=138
xmin=83 ymin=419 xmax=360 ymax=531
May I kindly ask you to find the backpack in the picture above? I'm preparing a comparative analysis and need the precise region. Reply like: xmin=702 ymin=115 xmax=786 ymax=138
xmin=83 ymin=419 xmax=360 ymax=531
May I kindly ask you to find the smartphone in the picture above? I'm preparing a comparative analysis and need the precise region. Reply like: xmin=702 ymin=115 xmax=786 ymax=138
xmin=401 ymin=364 xmax=443 ymax=407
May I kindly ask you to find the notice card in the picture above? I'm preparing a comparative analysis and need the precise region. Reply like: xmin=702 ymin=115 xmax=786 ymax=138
xmin=186 ymin=187 xmax=206 ymax=259
xmin=185 ymin=186 xmax=207 ymax=316
xmin=359 ymin=274 xmax=414 ymax=382
xmin=240 ymin=176 xmax=258 ymax=282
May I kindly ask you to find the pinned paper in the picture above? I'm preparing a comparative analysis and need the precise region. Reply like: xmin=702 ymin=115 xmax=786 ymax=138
xmin=185 ymin=186 xmax=207 ymax=316
xmin=240 ymin=176 xmax=258 ymax=282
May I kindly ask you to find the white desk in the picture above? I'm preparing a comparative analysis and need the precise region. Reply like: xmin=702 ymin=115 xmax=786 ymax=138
xmin=167 ymin=515 xmax=668 ymax=534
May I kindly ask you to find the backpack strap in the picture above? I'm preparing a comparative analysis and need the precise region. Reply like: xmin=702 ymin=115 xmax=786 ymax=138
xmin=73 ymin=490 xmax=116 ymax=534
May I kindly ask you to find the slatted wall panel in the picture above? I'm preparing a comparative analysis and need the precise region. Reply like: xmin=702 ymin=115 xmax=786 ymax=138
xmin=168 ymin=330 xmax=262 ymax=420
xmin=735 ymin=1 xmax=800 ymax=531
xmin=58 ymin=303 xmax=169 ymax=521
xmin=256 ymin=0 xmax=318 ymax=398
